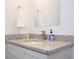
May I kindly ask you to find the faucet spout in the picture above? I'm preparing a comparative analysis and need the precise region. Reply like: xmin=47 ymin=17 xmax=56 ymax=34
xmin=41 ymin=31 xmax=46 ymax=40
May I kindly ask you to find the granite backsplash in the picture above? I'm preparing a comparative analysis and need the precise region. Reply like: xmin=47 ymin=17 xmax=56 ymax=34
xmin=5 ymin=34 xmax=74 ymax=42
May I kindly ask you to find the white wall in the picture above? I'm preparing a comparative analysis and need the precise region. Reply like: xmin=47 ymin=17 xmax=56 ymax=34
xmin=5 ymin=0 xmax=30 ymax=34
xmin=5 ymin=0 xmax=74 ymax=35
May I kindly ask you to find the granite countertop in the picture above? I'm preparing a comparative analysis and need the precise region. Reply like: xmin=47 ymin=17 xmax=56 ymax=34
xmin=6 ymin=39 xmax=73 ymax=55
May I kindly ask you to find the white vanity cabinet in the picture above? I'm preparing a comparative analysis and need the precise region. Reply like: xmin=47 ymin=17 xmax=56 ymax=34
xmin=6 ymin=43 xmax=48 ymax=59
xmin=7 ymin=43 xmax=24 ymax=59
xmin=23 ymin=48 xmax=48 ymax=59
xmin=6 ymin=43 xmax=72 ymax=59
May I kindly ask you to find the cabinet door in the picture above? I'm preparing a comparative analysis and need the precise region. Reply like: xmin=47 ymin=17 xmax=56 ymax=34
xmin=7 ymin=44 xmax=24 ymax=59
xmin=23 ymin=48 xmax=48 ymax=59
xmin=71 ymin=47 xmax=74 ymax=59
xmin=7 ymin=53 xmax=18 ymax=59
xmin=7 ymin=43 xmax=48 ymax=59
xmin=48 ymin=47 xmax=72 ymax=59
xmin=5 ymin=43 xmax=8 ymax=59
xmin=23 ymin=53 xmax=38 ymax=59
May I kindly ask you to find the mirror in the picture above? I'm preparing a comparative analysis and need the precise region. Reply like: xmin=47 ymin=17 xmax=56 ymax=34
xmin=34 ymin=0 xmax=60 ymax=27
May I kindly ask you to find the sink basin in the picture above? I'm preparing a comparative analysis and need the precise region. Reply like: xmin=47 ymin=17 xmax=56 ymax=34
xmin=22 ymin=41 xmax=66 ymax=51
xmin=8 ymin=39 xmax=72 ymax=51
xmin=26 ymin=42 xmax=43 ymax=45
xmin=21 ymin=41 xmax=45 ymax=47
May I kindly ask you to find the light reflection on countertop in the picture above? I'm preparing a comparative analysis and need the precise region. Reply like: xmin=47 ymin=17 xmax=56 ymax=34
xmin=6 ymin=39 xmax=73 ymax=54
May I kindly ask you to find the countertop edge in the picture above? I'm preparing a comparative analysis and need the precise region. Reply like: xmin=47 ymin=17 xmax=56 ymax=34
xmin=5 ymin=40 xmax=73 ymax=55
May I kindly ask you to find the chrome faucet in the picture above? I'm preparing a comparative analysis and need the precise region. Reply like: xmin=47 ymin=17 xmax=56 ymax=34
xmin=41 ymin=31 xmax=46 ymax=40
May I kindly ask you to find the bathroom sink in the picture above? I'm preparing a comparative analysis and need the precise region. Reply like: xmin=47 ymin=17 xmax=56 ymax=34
xmin=21 ymin=41 xmax=69 ymax=51
xmin=23 ymin=41 xmax=44 ymax=46
xmin=7 ymin=39 xmax=72 ymax=51
xmin=10 ymin=39 xmax=71 ymax=49
xmin=26 ymin=41 xmax=43 ymax=44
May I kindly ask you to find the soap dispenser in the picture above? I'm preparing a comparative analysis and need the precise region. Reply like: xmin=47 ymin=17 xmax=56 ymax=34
xmin=48 ymin=29 xmax=55 ymax=40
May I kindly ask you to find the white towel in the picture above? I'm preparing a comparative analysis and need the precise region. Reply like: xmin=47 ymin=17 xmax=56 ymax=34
xmin=35 ymin=10 xmax=44 ymax=27
xmin=16 ymin=6 xmax=25 ymax=28
xmin=38 ymin=11 xmax=44 ymax=26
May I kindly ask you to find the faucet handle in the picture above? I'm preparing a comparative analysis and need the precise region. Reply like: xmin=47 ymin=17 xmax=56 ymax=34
xmin=40 ymin=31 xmax=45 ymax=34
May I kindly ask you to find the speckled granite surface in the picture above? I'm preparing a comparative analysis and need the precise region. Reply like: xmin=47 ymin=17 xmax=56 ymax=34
xmin=6 ymin=39 xmax=73 ymax=55
xmin=5 ymin=34 xmax=74 ymax=41
xmin=5 ymin=34 xmax=74 ymax=55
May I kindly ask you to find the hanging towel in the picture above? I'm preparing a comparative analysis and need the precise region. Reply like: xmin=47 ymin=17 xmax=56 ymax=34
xmin=16 ymin=5 xmax=25 ymax=28
xmin=38 ymin=11 xmax=44 ymax=26
xmin=35 ymin=10 xmax=44 ymax=27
